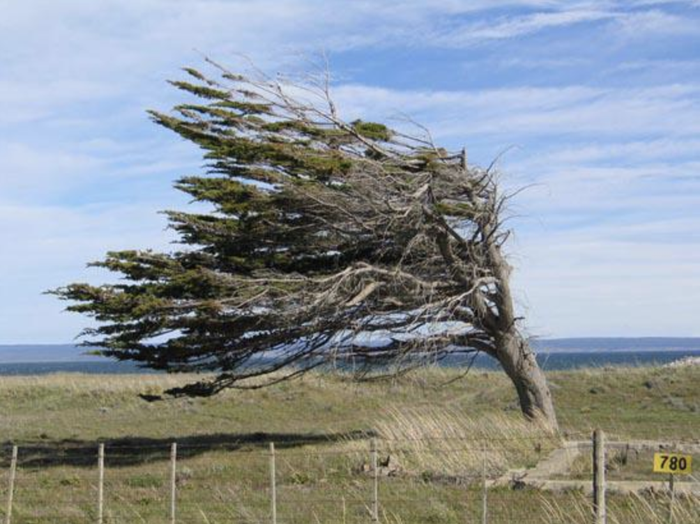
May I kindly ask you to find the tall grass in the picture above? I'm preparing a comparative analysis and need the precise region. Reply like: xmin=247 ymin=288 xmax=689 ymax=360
xmin=542 ymin=490 xmax=700 ymax=524
xmin=0 ymin=372 xmax=205 ymax=395
xmin=372 ymin=406 xmax=560 ymax=478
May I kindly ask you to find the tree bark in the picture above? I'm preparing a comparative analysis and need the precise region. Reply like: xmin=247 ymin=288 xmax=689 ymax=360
xmin=485 ymin=241 xmax=558 ymax=429
xmin=494 ymin=330 xmax=558 ymax=429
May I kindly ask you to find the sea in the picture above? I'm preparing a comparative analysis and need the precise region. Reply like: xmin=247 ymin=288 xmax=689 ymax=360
xmin=0 ymin=338 xmax=699 ymax=376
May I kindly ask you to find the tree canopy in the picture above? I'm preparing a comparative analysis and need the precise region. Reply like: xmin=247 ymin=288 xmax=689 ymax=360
xmin=54 ymin=60 xmax=557 ymax=426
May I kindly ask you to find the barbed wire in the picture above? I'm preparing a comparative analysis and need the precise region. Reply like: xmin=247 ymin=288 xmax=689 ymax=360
xmin=1 ymin=435 xmax=698 ymax=524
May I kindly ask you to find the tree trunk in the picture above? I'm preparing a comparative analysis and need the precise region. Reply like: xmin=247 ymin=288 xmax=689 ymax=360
xmin=495 ymin=329 xmax=558 ymax=429
xmin=484 ymin=241 xmax=558 ymax=429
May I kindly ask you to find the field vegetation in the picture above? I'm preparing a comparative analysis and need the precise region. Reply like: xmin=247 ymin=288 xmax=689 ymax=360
xmin=0 ymin=364 xmax=698 ymax=523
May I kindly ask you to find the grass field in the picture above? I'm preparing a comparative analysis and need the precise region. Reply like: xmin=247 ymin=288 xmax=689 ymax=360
xmin=0 ymin=364 xmax=698 ymax=523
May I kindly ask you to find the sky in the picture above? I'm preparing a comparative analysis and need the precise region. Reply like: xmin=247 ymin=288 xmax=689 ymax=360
xmin=1 ymin=0 xmax=700 ymax=343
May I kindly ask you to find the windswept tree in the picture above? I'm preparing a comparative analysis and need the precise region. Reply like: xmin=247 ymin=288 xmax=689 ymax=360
xmin=54 ymin=60 xmax=557 ymax=427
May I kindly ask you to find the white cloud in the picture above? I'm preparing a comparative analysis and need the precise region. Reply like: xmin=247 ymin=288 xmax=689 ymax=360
xmin=0 ymin=79 xmax=122 ymax=126
xmin=432 ymin=9 xmax=617 ymax=46
xmin=0 ymin=143 xmax=102 ymax=197
xmin=0 ymin=138 xmax=201 ymax=205
xmin=1 ymin=0 xmax=699 ymax=341
xmin=332 ymin=83 xmax=700 ymax=144
xmin=512 ymin=222 xmax=700 ymax=337
xmin=614 ymin=9 xmax=698 ymax=35
xmin=0 ymin=202 xmax=176 ymax=343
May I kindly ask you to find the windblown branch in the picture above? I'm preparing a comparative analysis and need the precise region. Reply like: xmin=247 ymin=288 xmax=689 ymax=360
xmin=53 ymin=59 xmax=524 ymax=397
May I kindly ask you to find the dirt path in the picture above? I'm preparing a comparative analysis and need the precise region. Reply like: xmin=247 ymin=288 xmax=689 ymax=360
xmin=493 ymin=440 xmax=700 ymax=494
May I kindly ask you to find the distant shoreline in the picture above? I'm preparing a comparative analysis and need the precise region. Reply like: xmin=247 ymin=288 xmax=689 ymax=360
xmin=1 ymin=348 xmax=700 ymax=375
xmin=2 ymin=337 xmax=700 ymax=365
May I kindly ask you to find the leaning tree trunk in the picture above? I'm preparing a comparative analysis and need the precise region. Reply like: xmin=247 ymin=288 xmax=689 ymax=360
xmin=494 ymin=329 xmax=558 ymax=428
xmin=486 ymin=241 xmax=559 ymax=429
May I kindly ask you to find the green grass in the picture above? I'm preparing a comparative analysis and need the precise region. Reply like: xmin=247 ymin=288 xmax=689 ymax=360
xmin=0 ymin=365 xmax=698 ymax=522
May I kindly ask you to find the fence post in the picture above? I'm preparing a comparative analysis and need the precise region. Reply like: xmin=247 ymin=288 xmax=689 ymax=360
xmin=269 ymin=442 xmax=277 ymax=524
xmin=592 ymin=429 xmax=606 ymax=524
xmin=169 ymin=442 xmax=177 ymax=524
xmin=4 ymin=446 xmax=17 ymax=524
xmin=481 ymin=445 xmax=488 ymax=524
xmin=97 ymin=443 xmax=105 ymax=524
xmin=668 ymin=473 xmax=675 ymax=524
xmin=371 ymin=438 xmax=379 ymax=523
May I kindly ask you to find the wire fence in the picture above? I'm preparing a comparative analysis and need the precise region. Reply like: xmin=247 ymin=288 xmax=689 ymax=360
xmin=0 ymin=431 xmax=698 ymax=523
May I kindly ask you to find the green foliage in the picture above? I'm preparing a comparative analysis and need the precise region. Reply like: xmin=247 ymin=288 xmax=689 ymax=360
xmin=433 ymin=202 xmax=471 ymax=216
xmin=126 ymin=474 xmax=164 ymax=489
xmin=351 ymin=119 xmax=393 ymax=141
xmin=167 ymin=80 xmax=231 ymax=100
xmin=53 ymin=62 xmax=491 ymax=397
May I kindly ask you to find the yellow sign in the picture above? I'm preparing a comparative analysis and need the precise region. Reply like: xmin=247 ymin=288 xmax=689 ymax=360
xmin=653 ymin=453 xmax=692 ymax=474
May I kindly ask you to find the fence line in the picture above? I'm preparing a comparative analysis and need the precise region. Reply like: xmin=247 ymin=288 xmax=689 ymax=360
xmin=371 ymin=438 xmax=378 ymax=523
xmin=97 ymin=443 xmax=104 ymax=524
xmin=593 ymin=429 xmax=606 ymax=524
xmin=169 ymin=442 xmax=177 ymax=524
xmin=481 ymin=443 xmax=488 ymax=524
xmin=269 ymin=442 xmax=277 ymax=524
xmin=1 ymin=432 xmax=698 ymax=523
xmin=4 ymin=445 xmax=17 ymax=524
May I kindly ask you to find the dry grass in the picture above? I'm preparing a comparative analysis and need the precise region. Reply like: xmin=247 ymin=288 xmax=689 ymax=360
xmin=0 ymin=372 xmax=208 ymax=394
xmin=373 ymin=407 xmax=559 ymax=477
xmin=542 ymin=490 xmax=700 ymax=524
xmin=0 ymin=366 xmax=698 ymax=522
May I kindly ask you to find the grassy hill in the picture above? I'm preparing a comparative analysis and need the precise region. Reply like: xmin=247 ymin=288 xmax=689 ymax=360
xmin=0 ymin=365 xmax=698 ymax=523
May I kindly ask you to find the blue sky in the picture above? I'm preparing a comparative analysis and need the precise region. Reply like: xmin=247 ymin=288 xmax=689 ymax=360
xmin=1 ymin=0 xmax=700 ymax=343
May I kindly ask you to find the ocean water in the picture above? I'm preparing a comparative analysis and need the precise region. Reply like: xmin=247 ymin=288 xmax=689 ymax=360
xmin=0 ymin=344 xmax=699 ymax=376
xmin=0 ymin=360 xmax=159 ymax=376
xmin=456 ymin=349 xmax=700 ymax=371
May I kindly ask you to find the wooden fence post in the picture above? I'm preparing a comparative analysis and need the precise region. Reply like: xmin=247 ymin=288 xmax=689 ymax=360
xmin=97 ymin=443 xmax=105 ymax=524
xmin=169 ymin=442 xmax=177 ymax=524
xmin=482 ymin=445 xmax=488 ymax=524
xmin=593 ymin=429 xmax=606 ymax=524
xmin=269 ymin=442 xmax=277 ymax=524
xmin=371 ymin=438 xmax=379 ymax=523
xmin=4 ymin=446 xmax=17 ymax=524
xmin=668 ymin=473 xmax=675 ymax=524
